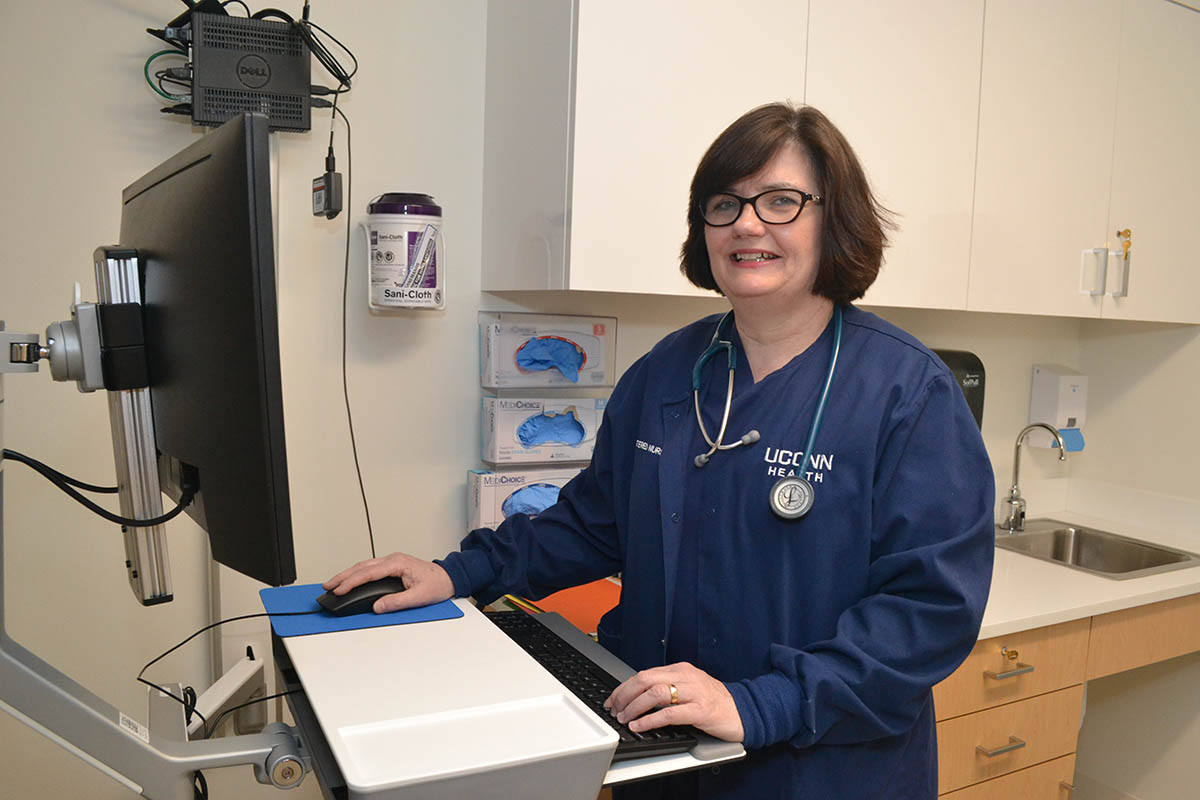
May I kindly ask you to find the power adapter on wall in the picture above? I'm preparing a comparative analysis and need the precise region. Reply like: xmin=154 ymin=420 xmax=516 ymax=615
xmin=312 ymin=157 xmax=343 ymax=219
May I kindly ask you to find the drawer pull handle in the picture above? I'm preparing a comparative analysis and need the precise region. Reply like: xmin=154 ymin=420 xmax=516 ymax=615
xmin=976 ymin=735 xmax=1026 ymax=757
xmin=983 ymin=662 xmax=1034 ymax=680
xmin=1060 ymin=781 xmax=1076 ymax=796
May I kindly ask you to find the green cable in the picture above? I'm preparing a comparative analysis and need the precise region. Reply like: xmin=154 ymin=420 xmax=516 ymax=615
xmin=144 ymin=49 xmax=188 ymax=101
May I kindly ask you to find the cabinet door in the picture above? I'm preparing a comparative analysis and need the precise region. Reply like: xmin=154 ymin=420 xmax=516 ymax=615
xmin=806 ymin=0 xmax=984 ymax=311
xmin=967 ymin=0 xmax=1122 ymax=318
xmin=568 ymin=0 xmax=810 ymax=294
xmin=1102 ymin=0 xmax=1200 ymax=323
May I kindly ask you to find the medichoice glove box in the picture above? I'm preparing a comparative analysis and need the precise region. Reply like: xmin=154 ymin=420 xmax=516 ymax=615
xmin=467 ymin=466 xmax=583 ymax=529
xmin=479 ymin=312 xmax=617 ymax=389
xmin=482 ymin=397 xmax=606 ymax=465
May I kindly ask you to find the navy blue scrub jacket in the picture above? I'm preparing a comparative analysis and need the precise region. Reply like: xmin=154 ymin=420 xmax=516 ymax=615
xmin=440 ymin=305 xmax=995 ymax=799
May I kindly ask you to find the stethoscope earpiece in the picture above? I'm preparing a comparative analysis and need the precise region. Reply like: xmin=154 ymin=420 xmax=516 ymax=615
xmin=693 ymin=453 xmax=710 ymax=468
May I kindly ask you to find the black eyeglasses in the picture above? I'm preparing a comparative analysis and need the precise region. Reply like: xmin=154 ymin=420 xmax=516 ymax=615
xmin=700 ymin=189 xmax=823 ymax=227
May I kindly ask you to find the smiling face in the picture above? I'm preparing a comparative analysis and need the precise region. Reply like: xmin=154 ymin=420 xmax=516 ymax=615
xmin=703 ymin=142 xmax=823 ymax=308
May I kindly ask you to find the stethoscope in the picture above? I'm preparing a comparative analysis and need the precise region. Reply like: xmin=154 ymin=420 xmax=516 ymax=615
xmin=691 ymin=305 xmax=842 ymax=520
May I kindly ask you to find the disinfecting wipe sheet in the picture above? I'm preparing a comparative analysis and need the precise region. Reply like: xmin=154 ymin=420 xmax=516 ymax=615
xmin=479 ymin=312 xmax=616 ymax=389
xmin=467 ymin=467 xmax=583 ymax=529
xmin=482 ymin=397 xmax=606 ymax=465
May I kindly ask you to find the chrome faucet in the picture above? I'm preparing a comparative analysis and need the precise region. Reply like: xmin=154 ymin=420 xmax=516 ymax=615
xmin=1001 ymin=423 xmax=1067 ymax=533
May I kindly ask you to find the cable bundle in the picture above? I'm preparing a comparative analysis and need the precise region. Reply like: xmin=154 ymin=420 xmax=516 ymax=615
xmin=1 ymin=449 xmax=193 ymax=527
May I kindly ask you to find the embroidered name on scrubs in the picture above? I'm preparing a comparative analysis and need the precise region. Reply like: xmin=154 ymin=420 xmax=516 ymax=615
xmin=635 ymin=439 xmax=662 ymax=456
xmin=763 ymin=447 xmax=835 ymax=483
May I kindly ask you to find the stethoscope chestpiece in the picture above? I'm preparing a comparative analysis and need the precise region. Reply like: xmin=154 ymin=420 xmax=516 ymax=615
xmin=769 ymin=475 xmax=815 ymax=520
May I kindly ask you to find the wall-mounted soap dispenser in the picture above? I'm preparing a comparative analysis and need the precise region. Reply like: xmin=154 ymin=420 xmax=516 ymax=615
xmin=1028 ymin=364 xmax=1087 ymax=451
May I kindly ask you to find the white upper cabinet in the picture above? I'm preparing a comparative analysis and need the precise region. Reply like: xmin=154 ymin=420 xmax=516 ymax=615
xmin=1102 ymin=0 xmax=1200 ymax=323
xmin=483 ymin=0 xmax=1199 ymax=325
xmin=968 ymin=0 xmax=1122 ymax=319
xmin=969 ymin=0 xmax=1200 ymax=323
xmin=482 ymin=0 xmax=809 ymax=294
xmin=806 ymin=0 xmax=985 ymax=311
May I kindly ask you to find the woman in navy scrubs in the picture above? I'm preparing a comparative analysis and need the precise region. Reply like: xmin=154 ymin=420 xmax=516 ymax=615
xmin=326 ymin=104 xmax=995 ymax=799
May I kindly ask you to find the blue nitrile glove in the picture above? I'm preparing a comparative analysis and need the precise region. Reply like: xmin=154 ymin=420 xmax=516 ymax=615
xmin=516 ymin=409 xmax=586 ymax=448
xmin=501 ymin=483 xmax=562 ymax=518
xmin=515 ymin=337 xmax=585 ymax=382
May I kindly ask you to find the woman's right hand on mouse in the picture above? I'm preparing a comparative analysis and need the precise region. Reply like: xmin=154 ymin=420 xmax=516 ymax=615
xmin=323 ymin=553 xmax=455 ymax=613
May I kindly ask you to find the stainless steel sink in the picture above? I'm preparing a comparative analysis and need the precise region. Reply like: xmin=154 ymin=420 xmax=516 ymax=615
xmin=995 ymin=519 xmax=1200 ymax=580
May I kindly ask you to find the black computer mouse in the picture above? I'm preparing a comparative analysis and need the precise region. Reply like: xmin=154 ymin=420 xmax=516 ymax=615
xmin=316 ymin=577 xmax=408 ymax=616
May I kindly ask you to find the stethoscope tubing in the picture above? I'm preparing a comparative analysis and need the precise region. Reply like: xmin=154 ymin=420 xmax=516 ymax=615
xmin=796 ymin=307 xmax=841 ymax=478
xmin=692 ymin=305 xmax=842 ymax=480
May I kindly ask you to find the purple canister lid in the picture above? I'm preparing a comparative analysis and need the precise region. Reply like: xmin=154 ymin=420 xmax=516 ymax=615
xmin=367 ymin=193 xmax=442 ymax=216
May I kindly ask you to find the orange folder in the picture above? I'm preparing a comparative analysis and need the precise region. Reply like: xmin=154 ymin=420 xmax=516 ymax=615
xmin=524 ymin=577 xmax=621 ymax=635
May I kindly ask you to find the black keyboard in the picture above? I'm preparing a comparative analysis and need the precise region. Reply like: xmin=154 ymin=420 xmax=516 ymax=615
xmin=485 ymin=610 xmax=699 ymax=761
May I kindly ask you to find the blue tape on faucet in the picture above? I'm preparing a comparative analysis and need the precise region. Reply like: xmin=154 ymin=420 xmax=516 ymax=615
xmin=1057 ymin=428 xmax=1085 ymax=452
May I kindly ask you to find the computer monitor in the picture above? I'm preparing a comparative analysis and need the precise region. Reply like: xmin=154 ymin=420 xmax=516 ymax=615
xmin=119 ymin=112 xmax=295 ymax=586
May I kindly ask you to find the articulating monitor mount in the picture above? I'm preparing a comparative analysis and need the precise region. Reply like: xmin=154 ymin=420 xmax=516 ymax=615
xmin=4 ymin=248 xmax=172 ymax=606
xmin=0 ymin=253 xmax=310 ymax=797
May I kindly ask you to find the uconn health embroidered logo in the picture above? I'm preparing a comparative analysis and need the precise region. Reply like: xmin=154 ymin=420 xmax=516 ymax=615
xmin=763 ymin=446 xmax=834 ymax=483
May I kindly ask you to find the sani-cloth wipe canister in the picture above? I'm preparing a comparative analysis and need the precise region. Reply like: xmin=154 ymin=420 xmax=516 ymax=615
xmin=363 ymin=193 xmax=444 ymax=310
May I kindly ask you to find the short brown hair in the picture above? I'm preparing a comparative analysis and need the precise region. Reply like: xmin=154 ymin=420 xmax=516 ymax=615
xmin=680 ymin=103 xmax=893 ymax=303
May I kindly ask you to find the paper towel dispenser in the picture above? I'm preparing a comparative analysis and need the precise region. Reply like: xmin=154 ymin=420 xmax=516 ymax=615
xmin=932 ymin=349 xmax=984 ymax=430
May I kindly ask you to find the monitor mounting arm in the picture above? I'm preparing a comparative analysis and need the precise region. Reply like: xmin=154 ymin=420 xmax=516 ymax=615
xmin=2 ymin=311 xmax=310 ymax=797
xmin=4 ymin=248 xmax=172 ymax=605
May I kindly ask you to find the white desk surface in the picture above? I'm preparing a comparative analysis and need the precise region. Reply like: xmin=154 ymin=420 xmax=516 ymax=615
xmin=280 ymin=600 xmax=742 ymax=797
xmin=281 ymin=599 xmax=615 ymax=797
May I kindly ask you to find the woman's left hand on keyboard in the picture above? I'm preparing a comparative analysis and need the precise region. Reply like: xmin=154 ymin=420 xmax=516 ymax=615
xmin=604 ymin=662 xmax=745 ymax=743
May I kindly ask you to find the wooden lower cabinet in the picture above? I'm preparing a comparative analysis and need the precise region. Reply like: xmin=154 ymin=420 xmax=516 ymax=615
xmin=936 ymin=685 xmax=1083 ymax=794
xmin=933 ymin=592 xmax=1200 ymax=796
xmin=1086 ymin=592 xmax=1200 ymax=679
xmin=933 ymin=618 xmax=1089 ymax=721
xmin=940 ymin=754 xmax=1076 ymax=799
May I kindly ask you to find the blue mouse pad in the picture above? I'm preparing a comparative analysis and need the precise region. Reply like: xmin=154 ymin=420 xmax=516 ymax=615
xmin=259 ymin=583 xmax=463 ymax=638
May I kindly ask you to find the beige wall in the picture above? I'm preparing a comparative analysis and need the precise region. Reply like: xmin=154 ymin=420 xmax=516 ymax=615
xmin=1069 ymin=321 xmax=1200 ymax=800
xmin=0 ymin=2 xmax=1195 ymax=798
xmin=1075 ymin=320 xmax=1200 ymax=501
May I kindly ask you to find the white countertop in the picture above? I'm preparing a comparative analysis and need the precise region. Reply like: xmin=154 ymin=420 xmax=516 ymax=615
xmin=980 ymin=498 xmax=1200 ymax=639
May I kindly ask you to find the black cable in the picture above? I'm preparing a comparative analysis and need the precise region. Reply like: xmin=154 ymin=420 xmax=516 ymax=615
xmin=157 ymin=75 xmax=192 ymax=98
xmin=1 ymin=449 xmax=118 ymax=493
xmin=182 ymin=685 xmax=199 ymax=724
xmin=301 ymin=19 xmax=357 ymax=88
xmin=297 ymin=8 xmax=365 ymax=555
xmin=3 ymin=450 xmax=195 ymax=527
xmin=136 ymin=610 xmax=321 ymax=732
xmin=332 ymin=105 xmax=375 ymax=559
xmin=155 ymin=70 xmax=192 ymax=93
xmin=203 ymin=690 xmax=301 ymax=739
xmin=193 ymin=770 xmax=208 ymax=800
xmin=251 ymin=8 xmax=294 ymax=23
xmin=221 ymin=0 xmax=251 ymax=16
xmin=291 ymin=3 xmax=356 ymax=97
xmin=137 ymin=677 xmax=208 ymax=728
